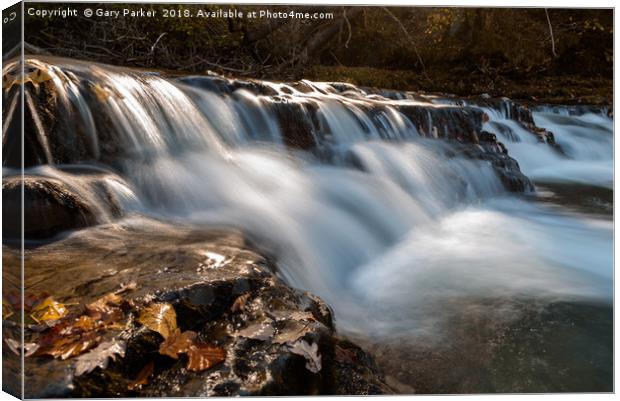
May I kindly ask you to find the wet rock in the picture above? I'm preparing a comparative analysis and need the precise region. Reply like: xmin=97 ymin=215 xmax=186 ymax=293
xmin=452 ymin=145 xmax=533 ymax=192
xmin=3 ymin=172 xmax=125 ymax=240
xmin=268 ymin=98 xmax=321 ymax=150
xmin=3 ymin=175 xmax=97 ymax=240
xmin=16 ymin=221 xmax=389 ymax=397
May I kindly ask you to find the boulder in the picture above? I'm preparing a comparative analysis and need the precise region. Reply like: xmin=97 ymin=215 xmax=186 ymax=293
xmin=10 ymin=222 xmax=390 ymax=397
xmin=3 ymin=175 xmax=98 ymax=240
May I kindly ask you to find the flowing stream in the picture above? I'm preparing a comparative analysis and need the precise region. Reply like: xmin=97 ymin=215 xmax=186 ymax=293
xmin=3 ymin=57 xmax=613 ymax=390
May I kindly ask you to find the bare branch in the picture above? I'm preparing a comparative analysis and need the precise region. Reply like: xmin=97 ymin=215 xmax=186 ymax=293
xmin=544 ymin=9 xmax=558 ymax=58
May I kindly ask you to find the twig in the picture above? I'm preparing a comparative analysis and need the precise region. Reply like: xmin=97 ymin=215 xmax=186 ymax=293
xmin=150 ymin=33 xmax=167 ymax=54
xmin=343 ymin=8 xmax=352 ymax=48
xmin=544 ymin=9 xmax=558 ymax=58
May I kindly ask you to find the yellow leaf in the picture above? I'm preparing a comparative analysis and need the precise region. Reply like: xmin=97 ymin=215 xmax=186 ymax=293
xmin=2 ymin=300 xmax=14 ymax=319
xmin=30 ymin=297 xmax=69 ymax=323
xmin=138 ymin=303 xmax=177 ymax=339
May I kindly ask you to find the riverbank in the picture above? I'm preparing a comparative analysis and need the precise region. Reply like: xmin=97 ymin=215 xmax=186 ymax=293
xmin=306 ymin=66 xmax=613 ymax=107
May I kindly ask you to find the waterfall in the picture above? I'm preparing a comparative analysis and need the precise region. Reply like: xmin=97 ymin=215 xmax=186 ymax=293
xmin=2 ymin=57 xmax=612 ymax=338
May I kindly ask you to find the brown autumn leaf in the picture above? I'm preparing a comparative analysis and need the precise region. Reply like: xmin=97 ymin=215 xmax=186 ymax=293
xmin=128 ymin=361 xmax=154 ymax=390
xmin=186 ymin=343 xmax=226 ymax=372
xmin=158 ymin=329 xmax=197 ymax=359
xmin=273 ymin=320 xmax=316 ymax=344
xmin=85 ymin=293 xmax=122 ymax=319
xmin=138 ymin=303 xmax=177 ymax=339
xmin=73 ymin=315 xmax=99 ymax=332
xmin=234 ymin=321 xmax=275 ymax=341
xmin=41 ymin=331 xmax=101 ymax=360
xmin=230 ymin=293 xmax=251 ymax=313
xmin=115 ymin=281 xmax=137 ymax=295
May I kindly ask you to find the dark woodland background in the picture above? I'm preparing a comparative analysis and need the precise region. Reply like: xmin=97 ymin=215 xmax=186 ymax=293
xmin=21 ymin=4 xmax=613 ymax=104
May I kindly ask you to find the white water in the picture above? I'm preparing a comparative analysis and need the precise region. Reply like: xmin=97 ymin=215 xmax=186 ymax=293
xmin=8 ymin=58 xmax=613 ymax=339
xmin=481 ymin=106 xmax=613 ymax=189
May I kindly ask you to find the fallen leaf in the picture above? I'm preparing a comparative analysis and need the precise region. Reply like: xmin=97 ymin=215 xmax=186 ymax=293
xmin=2 ymin=300 xmax=14 ymax=319
xmin=74 ymin=340 xmax=126 ymax=376
xmin=289 ymin=340 xmax=321 ymax=373
xmin=86 ymin=293 xmax=122 ymax=316
xmin=186 ymin=343 xmax=226 ymax=372
xmin=273 ymin=320 xmax=315 ymax=344
xmin=138 ymin=303 xmax=177 ymax=339
xmin=73 ymin=315 xmax=99 ymax=332
xmin=128 ymin=361 xmax=154 ymax=390
xmin=289 ymin=311 xmax=316 ymax=322
xmin=231 ymin=293 xmax=250 ymax=313
xmin=234 ymin=322 xmax=275 ymax=341
xmin=30 ymin=297 xmax=69 ymax=323
xmin=115 ymin=281 xmax=137 ymax=295
xmin=4 ymin=338 xmax=39 ymax=357
xmin=42 ymin=331 xmax=101 ymax=360
xmin=158 ymin=329 xmax=197 ymax=359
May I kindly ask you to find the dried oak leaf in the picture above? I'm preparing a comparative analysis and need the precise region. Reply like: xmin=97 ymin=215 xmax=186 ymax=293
xmin=30 ymin=297 xmax=69 ymax=323
xmin=73 ymin=315 xmax=100 ymax=332
xmin=273 ymin=320 xmax=315 ymax=344
xmin=186 ymin=343 xmax=226 ymax=372
xmin=138 ymin=303 xmax=177 ymax=339
xmin=4 ymin=338 xmax=39 ymax=357
xmin=85 ymin=293 xmax=122 ymax=320
xmin=234 ymin=322 xmax=275 ymax=341
xmin=42 ymin=331 xmax=101 ymax=360
xmin=115 ymin=281 xmax=137 ymax=295
xmin=128 ymin=361 xmax=154 ymax=390
xmin=158 ymin=329 xmax=197 ymax=359
xmin=289 ymin=340 xmax=321 ymax=373
xmin=74 ymin=340 xmax=126 ymax=377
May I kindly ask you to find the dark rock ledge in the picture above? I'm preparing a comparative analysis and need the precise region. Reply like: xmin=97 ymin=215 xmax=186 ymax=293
xmin=2 ymin=218 xmax=390 ymax=397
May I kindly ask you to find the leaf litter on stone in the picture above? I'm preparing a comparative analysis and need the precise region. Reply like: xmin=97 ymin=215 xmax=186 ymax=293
xmin=85 ymin=293 xmax=122 ymax=320
xmin=42 ymin=331 xmax=101 ymax=360
xmin=273 ymin=319 xmax=316 ymax=344
xmin=158 ymin=329 xmax=197 ymax=359
xmin=234 ymin=321 xmax=275 ymax=341
xmin=138 ymin=303 xmax=177 ymax=339
xmin=289 ymin=340 xmax=321 ymax=373
xmin=157 ymin=327 xmax=226 ymax=372
xmin=115 ymin=281 xmax=137 ymax=295
xmin=74 ymin=339 xmax=126 ymax=376
xmin=186 ymin=343 xmax=226 ymax=372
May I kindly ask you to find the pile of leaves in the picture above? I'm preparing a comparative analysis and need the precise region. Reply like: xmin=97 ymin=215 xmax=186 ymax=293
xmin=3 ymin=282 xmax=329 ymax=395
xmin=2 ymin=282 xmax=227 ymax=388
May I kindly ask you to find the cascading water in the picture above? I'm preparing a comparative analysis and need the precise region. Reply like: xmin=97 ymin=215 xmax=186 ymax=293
xmin=3 ymin=57 xmax=612 ymax=344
